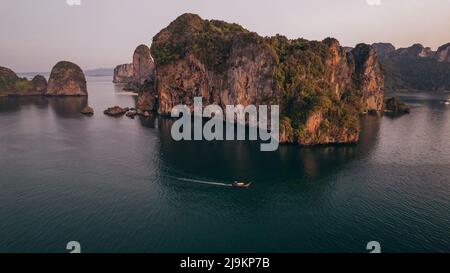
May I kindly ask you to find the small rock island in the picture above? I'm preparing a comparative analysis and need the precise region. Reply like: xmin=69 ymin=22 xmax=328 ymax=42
xmin=1 ymin=61 xmax=88 ymax=97
xmin=113 ymin=44 xmax=155 ymax=91
xmin=113 ymin=44 xmax=156 ymax=112
xmin=46 ymin=61 xmax=87 ymax=96
xmin=0 ymin=66 xmax=47 ymax=96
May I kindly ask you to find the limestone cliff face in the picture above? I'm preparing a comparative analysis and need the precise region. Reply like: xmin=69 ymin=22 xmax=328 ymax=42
xmin=136 ymin=79 xmax=157 ymax=111
xmin=144 ymin=13 xmax=385 ymax=145
xmin=0 ymin=66 xmax=47 ymax=96
xmin=154 ymin=35 xmax=278 ymax=114
xmin=113 ymin=63 xmax=134 ymax=83
xmin=46 ymin=61 xmax=87 ymax=96
xmin=133 ymin=44 xmax=155 ymax=86
xmin=131 ymin=44 xmax=157 ymax=110
xmin=155 ymin=53 xmax=216 ymax=114
xmin=351 ymin=44 xmax=384 ymax=111
xmin=30 ymin=75 xmax=48 ymax=95
xmin=113 ymin=44 xmax=155 ymax=93
xmin=151 ymin=14 xmax=277 ymax=115
xmin=273 ymin=37 xmax=372 ymax=145
xmin=322 ymin=38 xmax=354 ymax=97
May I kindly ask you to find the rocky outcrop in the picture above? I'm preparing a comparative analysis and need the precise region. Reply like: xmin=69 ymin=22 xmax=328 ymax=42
xmin=384 ymin=97 xmax=410 ymax=114
xmin=133 ymin=44 xmax=155 ymax=86
xmin=46 ymin=61 xmax=87 ymax=96
xmin=81 ymin=106 xmax=94 ymax=115
xmin=0 ymin=66 xmax=48 ymax=96
xmin=30 ymin=75 xmax=48 ymax=95
xmin=352 ymin=44 xmax=385 ymax=111
xmin=372 ymin=43 xmax=396 ymax=59
xmin=104 ymin=106 xmax=127 ymax=116
xmin=0 ymin=66 xmax=18 ymax=79
xmin=112 ymin=44 xmax=155 ymax=92
xmin=151 ymin=13 xmax=281 ymax=116
xmin=0 ymin=66 xmax=20 ymax=96
xmin=126 ymin=110 xmax=138 ymax=118
xmin=136 ymin=80 xmax=157 ymax=111
xmin=113 ymin=63 xmax=134 ymax=83
xmin=145 ymin=13 xmax=385 ymax=145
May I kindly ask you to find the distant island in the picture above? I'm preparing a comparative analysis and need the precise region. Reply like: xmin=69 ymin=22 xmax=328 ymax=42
xmin=19 ymin=67 xmax=114 ymax=79
xmin=0 ymin=61 xmax=87 ymax=97
xmin=371 ymin=42 xmax=450 ymax=91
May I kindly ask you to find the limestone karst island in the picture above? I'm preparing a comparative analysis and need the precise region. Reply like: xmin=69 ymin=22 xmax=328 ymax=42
xmin=1 ymin=1 xmax=450 ymax=259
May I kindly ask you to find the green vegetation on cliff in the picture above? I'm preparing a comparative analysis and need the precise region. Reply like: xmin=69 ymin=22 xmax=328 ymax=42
xmin=267 ymin=35 xmax=361 ymax=141
xmin=373 ymin=43 xmax=450 ymax=91
xmin=384 ymin=97 xmax=410 ymax=114
xmin=0 ymin=66 xmax=43 ymax=96
xmin=0 ymin=67 xmax=19 ymax=94
xmin=151 ymin=13 xmax=252 ymax=73
xmin=382 ymin=56 xmax=450 ymax=91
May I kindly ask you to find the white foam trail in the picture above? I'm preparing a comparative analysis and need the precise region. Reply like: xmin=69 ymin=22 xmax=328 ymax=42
xmin=166 ymin=175 xmax=232 ymax=187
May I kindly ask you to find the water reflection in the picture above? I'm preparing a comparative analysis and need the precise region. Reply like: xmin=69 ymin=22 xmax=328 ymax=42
xmin=0 ymin=96 xmax=88 ymax=118
xmin=48 ymin=97 xmax=87 ymax=118
xmin=155 ymin=115 xmax=381 ymax=183
xmin=0 ymin=94 xmax=381 ymax=182
xmin=138 ymin=115 xmax=158 ymax=128
xmin=0 ymin=96 xmax=48 ymax=113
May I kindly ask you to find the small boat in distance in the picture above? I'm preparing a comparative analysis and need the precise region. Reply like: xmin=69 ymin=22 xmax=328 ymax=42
xmin=232 ymin=181 xmax=252 ymax=188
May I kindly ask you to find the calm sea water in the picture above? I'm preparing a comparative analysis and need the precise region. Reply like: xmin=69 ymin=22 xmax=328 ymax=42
xmin=0 ymin=76 xmax=449 ymax=253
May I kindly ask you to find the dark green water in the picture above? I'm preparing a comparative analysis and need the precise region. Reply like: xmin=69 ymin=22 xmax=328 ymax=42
xmin=0 ymin=77 xmax=449 ymax=253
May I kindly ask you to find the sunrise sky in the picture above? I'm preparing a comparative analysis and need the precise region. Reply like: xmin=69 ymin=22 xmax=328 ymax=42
xmin=1 ymin=0 xmax=449 ymax=72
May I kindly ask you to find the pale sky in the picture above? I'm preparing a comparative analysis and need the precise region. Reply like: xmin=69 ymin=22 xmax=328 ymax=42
xmin=1 ymin=0 xmax=449 ymax=72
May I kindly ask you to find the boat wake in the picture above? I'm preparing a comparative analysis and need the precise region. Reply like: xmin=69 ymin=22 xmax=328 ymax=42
xmin=165 ymin=175 xmax=232 ymax=187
